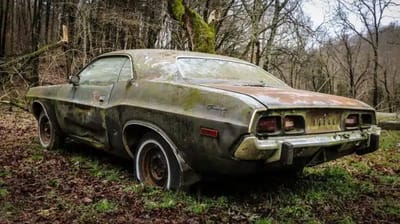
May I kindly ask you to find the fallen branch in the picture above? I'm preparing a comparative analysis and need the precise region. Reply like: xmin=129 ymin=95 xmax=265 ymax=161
xmin=0 ymin=100 xmax=28 ymax=111
xmin=0 ymin=41 xmax=66 ymax=69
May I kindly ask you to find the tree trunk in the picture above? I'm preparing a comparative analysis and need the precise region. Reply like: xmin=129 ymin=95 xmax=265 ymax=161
xmin=373 ymin=48 xmax=379 ymax=108
xmin=167 ymin=0 xmax=215 ymax=53
xmin=30 ymin=0 xmax=42 ymax=86
xmin=0 ymin=0 xmax=10 ymax=58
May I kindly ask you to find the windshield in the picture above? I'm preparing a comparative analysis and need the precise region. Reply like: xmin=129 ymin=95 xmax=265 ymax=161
xmin=177 ymin=57 xmax=288 ymax=87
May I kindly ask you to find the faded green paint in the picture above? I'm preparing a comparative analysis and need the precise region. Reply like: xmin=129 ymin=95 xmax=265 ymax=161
xmin=182 ymin=88 xmax=202 ymax=111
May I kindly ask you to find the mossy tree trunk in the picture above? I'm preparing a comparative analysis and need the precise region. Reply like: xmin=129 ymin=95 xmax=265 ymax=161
xmin=167 ymin=0 xmax=215 ymax=53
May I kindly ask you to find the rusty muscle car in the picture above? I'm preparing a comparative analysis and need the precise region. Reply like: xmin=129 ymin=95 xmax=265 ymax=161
xmin=26 ymin=49 xmax=381 ymax=190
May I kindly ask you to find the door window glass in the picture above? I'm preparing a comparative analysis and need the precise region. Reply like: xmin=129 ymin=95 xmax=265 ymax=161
xmin=79 ymin=57 xmax=127 ymax=85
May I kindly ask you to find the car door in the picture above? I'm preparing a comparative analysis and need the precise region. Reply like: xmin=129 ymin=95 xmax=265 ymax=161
xmin=60 ymin=56 xmax=128 ymax=148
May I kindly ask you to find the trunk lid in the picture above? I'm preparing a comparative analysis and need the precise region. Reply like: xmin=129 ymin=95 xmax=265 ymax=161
xmin=205 ymin=84 xmax=372 ymax=110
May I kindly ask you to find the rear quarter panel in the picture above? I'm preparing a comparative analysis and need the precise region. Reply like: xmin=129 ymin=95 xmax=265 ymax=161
xmin=109 ymin=80 xmax=264 ymax=173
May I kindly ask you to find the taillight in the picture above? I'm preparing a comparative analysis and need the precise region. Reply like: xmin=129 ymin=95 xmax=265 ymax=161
xmin=361 ymin=114 xmax=373 ymax=125
xmin=284 ymin=117 xmax=295 ymax=131
xmin=257 ymin=116 xmax=280 ymax=133
xmin=345 ymin=114 xmax=359 ymax=128
xmin=284 ymin=116 xmax=305 ymax=133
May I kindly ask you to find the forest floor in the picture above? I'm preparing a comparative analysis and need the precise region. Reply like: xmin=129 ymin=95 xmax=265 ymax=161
xmin=0 ymin=104 xmax=399 ymax=224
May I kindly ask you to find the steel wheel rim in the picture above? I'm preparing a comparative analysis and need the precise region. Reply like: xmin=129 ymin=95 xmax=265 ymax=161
xmin=140 ymin=143 xmax=168 ymax=187
xmin=39 ymin=115 xmax=51 ymax=146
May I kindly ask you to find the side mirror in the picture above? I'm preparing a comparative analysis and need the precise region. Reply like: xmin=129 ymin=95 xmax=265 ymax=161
xmin=69 ymin=75 xmax=80 ymax=86
xmin=126 ymin=77 xmax=136 ymax=87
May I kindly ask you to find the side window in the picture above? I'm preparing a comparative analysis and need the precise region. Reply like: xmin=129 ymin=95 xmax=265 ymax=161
xmin=118 ymin=59 xmax=133 ymax=81
xmin=79 ymin=56 xmax=128 ymax=85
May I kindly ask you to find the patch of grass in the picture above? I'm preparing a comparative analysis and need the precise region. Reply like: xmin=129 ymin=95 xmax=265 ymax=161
xmin=185 ymin=201 xmax=208 ymax=214
xmin=380 ymin=199 xmax=400 ymax=216
xmin=94 ymin=199 xmax=118 ymax=213
xmin=144 ymin=191 xmax=177 ymax=209
xmin=144 ymin=198 xmax=176 ymax=209
xmin=70 ymin=155 xmax=122 ymax=182
xmin=0 ymin=171 xmax=11 ymax=186
xmin=30 ymin=153 xmax=44 ymax=161
xmin=307 ymin=167 xmax=360 ymax=199
xmin=122 ymin=184 xmax=145 ymax=194
xmin=0 ymin=171 xmax=11 ymax=178
xmin=351 ymin=161 xmax=372 ymax=174
xmin=379 ymin=175 xmax=400 ymax=185
xmin=337 ymin=216 xmax=355 ymax=224
xmin=0 ymin=202 xmax=18 ymax=219
xmin=48 ymin=179 xmax=58 ymax=187
xmin=305 ymin=189 xmax=326 ymax=203
xmin=140 ymin=185 xmax=228 ymax=215
xmin=379 ymin=131 xmax=400 ymax=150
xmin=253 ymin=218 xmax=273 ymax=224
xmin=277 ymin=203 xmax=314 ymax=222
xmin=184 ymin=195 xmax=228 ymax=214
xmin=0 ymin=188 xmax=9 ymax=198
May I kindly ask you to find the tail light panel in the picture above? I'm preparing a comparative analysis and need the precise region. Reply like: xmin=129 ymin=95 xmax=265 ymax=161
xmin=256 ymin=115 xmax=305 ymax=136
xmin=345 ymin=114 xmax=359 ymax=129
xmin=284 ymin=115 xmax=305 ymax=134
xmin=257 ymin=116 xmax=281 ymax=135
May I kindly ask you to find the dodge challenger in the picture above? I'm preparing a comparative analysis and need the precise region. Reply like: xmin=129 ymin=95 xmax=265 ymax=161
xmin=26 ymin=49 xmax=381 ymax=190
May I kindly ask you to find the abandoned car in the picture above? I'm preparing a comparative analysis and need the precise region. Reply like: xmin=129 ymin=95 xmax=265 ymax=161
xmin=26 ymin=49 xmax=381 ymax=190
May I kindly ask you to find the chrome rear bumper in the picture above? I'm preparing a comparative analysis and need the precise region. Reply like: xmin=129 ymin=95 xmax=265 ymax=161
xmin=234 ymin=125 xmax=381 ymax=163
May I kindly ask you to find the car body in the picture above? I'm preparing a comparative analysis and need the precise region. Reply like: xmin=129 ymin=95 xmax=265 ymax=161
xmin=26 ymin=49 xmax=381 ymax=189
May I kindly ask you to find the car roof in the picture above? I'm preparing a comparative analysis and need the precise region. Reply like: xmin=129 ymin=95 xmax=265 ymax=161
xmin=102 ymin=49 xmax=247 ymax=64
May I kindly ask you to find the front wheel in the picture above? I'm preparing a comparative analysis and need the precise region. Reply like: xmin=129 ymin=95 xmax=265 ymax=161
xmin=38 ymin=112 xmax=62 ymax=150
xmin=135 ymin=132 xmax=182 ymax=190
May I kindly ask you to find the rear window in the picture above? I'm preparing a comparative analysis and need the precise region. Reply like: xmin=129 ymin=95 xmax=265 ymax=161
xmin=177 ymin=57 xmax=287 ymax=87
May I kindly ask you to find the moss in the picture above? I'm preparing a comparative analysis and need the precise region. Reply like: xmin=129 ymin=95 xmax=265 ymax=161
xmin=187 ymin=9 xmax=215 ymax=53
xmin=183 ymin=89 xmax=202 ymax=111
xmin=168 ymin=0 xmax=215 ymax=53
xmin=172 ymin=0 xmax=185 ymax=22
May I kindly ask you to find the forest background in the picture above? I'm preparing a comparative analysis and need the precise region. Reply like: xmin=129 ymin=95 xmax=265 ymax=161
xmin=0 ymin=0 xmax=399 ymax=111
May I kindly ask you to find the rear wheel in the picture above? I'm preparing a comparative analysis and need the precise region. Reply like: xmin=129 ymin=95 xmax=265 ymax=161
xmin=135 ymin=132 xmax=182 ymax=190
xmin=38 ymin=112 xmax=62 ymax=150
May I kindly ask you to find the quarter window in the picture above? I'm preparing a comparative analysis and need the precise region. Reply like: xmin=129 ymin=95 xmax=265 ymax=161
xmin=118 ymin=59 xmax=133 ymax=81
xmin=79 ymin=56 xmax=128 ymax=85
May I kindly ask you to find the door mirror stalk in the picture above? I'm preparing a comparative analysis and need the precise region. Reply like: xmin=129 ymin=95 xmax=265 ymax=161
xmin=69 ymin=75 xmax=80 ymax=86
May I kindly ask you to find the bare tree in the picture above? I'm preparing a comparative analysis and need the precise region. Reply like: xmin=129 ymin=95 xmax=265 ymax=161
xmin=336 ymin=0 xmax=398 ymax=108
xmin=329 ymin=30 xmax=370 ymax=99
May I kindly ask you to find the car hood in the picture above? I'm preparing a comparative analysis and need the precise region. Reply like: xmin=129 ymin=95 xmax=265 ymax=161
xmin=204 ymin=84 xmax=373 ymax=110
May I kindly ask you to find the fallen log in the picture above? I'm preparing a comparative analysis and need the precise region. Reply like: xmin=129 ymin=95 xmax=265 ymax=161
xmin=378 ymin=121 xmax=400 ymax=130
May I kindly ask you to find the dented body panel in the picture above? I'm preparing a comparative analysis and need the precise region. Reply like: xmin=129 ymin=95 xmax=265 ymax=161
xmin=26 ymin=49 xmax=381 ymax=184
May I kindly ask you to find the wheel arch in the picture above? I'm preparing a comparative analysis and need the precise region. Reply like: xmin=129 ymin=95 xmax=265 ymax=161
xmin=31 ymin=100 xmax=50 ymax=120
xmin=122 ymin=120 xmax=200 ymax=187
xmin=122 ymin=120 xmax=180 ymax=163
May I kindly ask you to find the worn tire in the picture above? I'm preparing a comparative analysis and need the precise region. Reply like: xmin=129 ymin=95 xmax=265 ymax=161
xmin=135 ymin=132 xmax=182 ymax=190
xmin=38 ymin=112 xmax=62 ymax=150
